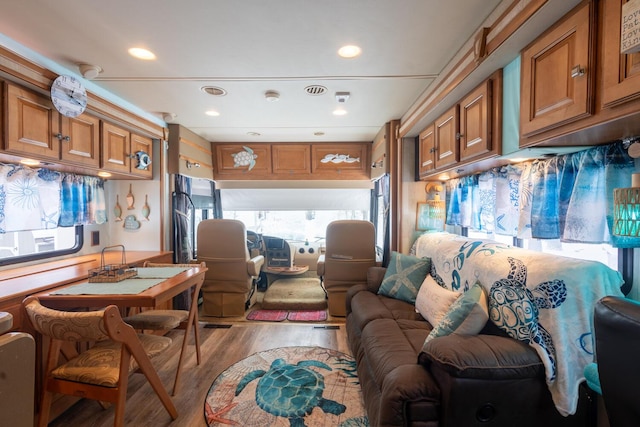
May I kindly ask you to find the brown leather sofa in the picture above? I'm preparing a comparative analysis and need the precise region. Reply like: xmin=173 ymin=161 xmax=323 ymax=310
xmin=346 ymin=267 xmax=590 ymax=427
xmin=197 ymin=219 xmax=264 ymax=317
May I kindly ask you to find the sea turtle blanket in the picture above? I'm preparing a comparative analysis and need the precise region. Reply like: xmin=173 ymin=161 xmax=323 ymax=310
xmin=413 ymin=232 xmax=624 ymax=416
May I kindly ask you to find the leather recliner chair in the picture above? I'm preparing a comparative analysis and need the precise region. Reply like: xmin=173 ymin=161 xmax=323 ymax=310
xmin=197 ymin=219 xmax=264 ymax=317
xmin=594 ymin=295 xmax=640 ymax=427
xmin=317 ymin=220 xmax=376 ymax=316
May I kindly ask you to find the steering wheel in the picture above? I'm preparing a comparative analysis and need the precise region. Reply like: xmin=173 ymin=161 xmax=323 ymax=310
xmin=246 ymin=230 xmax=262 ymax=251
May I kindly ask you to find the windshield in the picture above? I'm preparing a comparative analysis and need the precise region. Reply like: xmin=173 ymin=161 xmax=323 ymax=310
xmin=223 ymin=210 xmax=368 ymax=243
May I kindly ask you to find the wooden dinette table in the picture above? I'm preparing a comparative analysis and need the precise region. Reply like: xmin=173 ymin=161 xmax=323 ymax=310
xmin=35 ymin=265 xmax=207 ymax=310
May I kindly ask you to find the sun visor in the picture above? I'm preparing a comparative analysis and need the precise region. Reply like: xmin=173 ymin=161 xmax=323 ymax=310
xmin=220 ymin=188 xmax=370 ymax=211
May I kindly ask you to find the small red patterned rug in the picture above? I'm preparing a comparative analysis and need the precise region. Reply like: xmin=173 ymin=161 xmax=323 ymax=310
xmin=287 ymin=310 xmax=327 ymax=322
xmin=246 ymin=310 xmax=288 ymax=322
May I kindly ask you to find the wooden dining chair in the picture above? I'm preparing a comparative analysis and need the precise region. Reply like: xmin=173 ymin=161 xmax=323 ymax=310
xmin=23 ymin=296 xmax=178 ymax=427
xmin=122 ymin=261 xmax=205 ymax=395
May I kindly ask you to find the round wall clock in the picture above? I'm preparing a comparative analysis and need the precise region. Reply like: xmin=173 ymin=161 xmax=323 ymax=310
xmin=50 ymin=75 xmax=87 ymax=118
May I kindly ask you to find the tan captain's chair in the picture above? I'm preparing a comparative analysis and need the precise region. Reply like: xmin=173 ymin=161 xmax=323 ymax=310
xmin=197 ymin=219 xmax=264 ymax=317
xmin=317 ymin=220 xmax=377 ymax=316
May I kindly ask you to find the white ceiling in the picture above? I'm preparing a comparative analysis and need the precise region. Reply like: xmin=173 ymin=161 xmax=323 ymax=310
xmin=0 ymin=0 xmax=521 ymax=143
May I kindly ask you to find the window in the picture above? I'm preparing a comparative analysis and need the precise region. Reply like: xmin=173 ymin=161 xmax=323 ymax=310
xmin=466 ymin=229 xmax=618 ymax=270
xmin=223 ymin=210 xmax=368 ymax=243
xmin=0 ymin=225 xmax=83 ymax=266
xmin=219 ymin=187 xmax=371 ymax=242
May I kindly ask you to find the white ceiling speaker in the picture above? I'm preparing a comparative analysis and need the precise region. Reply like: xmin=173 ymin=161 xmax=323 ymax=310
xmin=265 ymin=90 xmax=280 ymax=102
xmin=78 ymin=63 xmax=102 ymax=79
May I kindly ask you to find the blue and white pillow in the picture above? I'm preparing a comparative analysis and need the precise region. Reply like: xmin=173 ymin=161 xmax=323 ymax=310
xmin=378 ymin=251 xmax=430 ymax=304
xmin=422 ymin=281 xmax=489 ymax=346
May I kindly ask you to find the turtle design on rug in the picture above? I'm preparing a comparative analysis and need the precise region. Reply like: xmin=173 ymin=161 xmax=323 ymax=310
xmin=235 ymin=358 xmax=346 ymax=426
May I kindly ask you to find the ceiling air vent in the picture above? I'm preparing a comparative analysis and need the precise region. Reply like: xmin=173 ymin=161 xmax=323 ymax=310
xmin=304 ymin=85 xmax=328 ymax=96
xmin=201 ymin=86 xmax=227 ymax=96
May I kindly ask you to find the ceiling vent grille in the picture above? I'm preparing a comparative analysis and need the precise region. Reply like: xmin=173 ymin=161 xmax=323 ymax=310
xmin=304 ymin=85 xmax=328 ymax=96
xmin=201 ymin=86 xmax=227 ymax=96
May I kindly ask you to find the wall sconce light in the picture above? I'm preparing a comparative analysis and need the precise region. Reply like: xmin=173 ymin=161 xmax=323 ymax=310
xmin=423 ymin=182 xmax=446 ymax=231
xmin=613 ymin=139 xmax=640 ymax=237
xmin=186 ymin=160 xmax=201 ymax=169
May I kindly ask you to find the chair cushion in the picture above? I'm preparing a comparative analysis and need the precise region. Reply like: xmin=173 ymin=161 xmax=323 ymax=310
xmin=377 ymin=252 xmax=430 ymax=304
xmin=124 ymin=310 xmax=189 ymax=330
xmin=51 ymin=334 xmax=172 ymax=387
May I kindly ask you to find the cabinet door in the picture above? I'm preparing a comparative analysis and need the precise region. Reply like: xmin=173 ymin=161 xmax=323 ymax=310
xmin=130 ymin=133 xmax=153 ymax=178
xmin=60 ymin=114 xmax=100 ymax=167
xmin=6 ymin=83 xmax=60 ymax=160
xmin=602 ymin=0 xmax=640 ymax=107
xmin=418 ymin=124 xmax=436 ymax=177
xmin=215 ymin=144 xmax=272 ymax=176
xmin=520 ymin=2 xmax=594 ymax=137
xmin=434 ymin=105 xmax=458 ymax=170
xmin=101 ymin=121 xmax=131 ymax=174
xmin=272 ymin=144 xmax=310 ymax=175
xmin=311 ymin=143 xmax=369 ymax=179
xmin=459 ymin=79 xmax=491 ymax=161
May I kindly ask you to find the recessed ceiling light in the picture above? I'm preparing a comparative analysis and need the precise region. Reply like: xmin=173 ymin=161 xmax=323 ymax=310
xmin=128 ymin=47 xmax=156 ymax=60
xmin=205 ymin=110 xmax=220 ymax=117
xmin=201 ymin=86 xmax=227 ymax=96
xmin=98 ymin=171 xmax=112 ymax=178
xmin=333 ymin=108 xmax=348 ymax=116
xmin=338 ymin=45 xmax=362 ymax=58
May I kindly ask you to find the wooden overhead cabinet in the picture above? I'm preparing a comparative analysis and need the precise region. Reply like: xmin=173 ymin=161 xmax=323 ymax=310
xmin=433 ymin=105 xmax=459 ymax=170
xmin=311 ymin=143 xmax=370 ymax=179
xmin=519 ymin=1 xmax=596 ymax=137
xmin=5 ymin=83 xmax=62 ymax=161
xmin=272 ymin=144 xmax=311 ymax=175
xmin=215 ymin=144 xmax=272 ymax=177
xmin=416 ymin=70 xmax=500 ymax=179
xmin=418 ymin=124 xmax=436 ymax=177
xmin=6 ymin=82 xmax=100 ymax=167
xmin=60 ymin=114 xmax=100 ymax=167
xmin=101 ymin=121 xmax=153 ymax=178
xmin=459 ymin=79 xmax=492 ymax=162
xmin=602 ymin=0 xmax=640 ymax=108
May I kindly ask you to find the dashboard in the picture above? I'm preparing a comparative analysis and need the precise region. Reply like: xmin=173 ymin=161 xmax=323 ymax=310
xmin=247 ymin=232 xmax=324 ymax=272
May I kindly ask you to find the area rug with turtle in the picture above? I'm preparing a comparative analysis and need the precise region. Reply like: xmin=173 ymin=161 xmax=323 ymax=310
xmin=204 ymin=346 xmax=368 ymax=426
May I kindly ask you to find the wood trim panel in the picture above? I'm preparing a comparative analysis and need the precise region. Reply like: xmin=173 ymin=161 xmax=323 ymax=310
xmin=399 ymin=0 xmax=548 ymax=138
xmin=0 ymin=45 xmax=164 ymax=139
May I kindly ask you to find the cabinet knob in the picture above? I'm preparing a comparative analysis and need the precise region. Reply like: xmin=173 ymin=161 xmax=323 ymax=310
xmin=571 ymin=65 xmax=585 ymax=78
xmin=55 ymin=133 xmax=70 ymax=142
xmin=456 ymin=132 xmax=464 ymax=140
xmin=429 ymin=147 xmax=436 ymax=153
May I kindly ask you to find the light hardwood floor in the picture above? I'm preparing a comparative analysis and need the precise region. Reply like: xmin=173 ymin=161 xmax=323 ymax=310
xmin=47 ymin=320 xmax=349 ymax=427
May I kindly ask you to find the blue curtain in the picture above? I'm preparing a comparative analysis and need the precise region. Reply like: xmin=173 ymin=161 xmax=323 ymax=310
xmin=445 ymin=141 xmax=635 ymax=246
xmin=0 ymin=164 xmax=105 ymax=233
